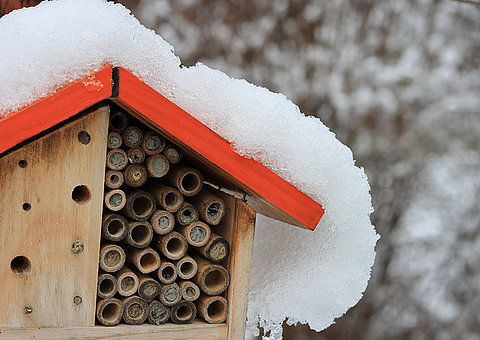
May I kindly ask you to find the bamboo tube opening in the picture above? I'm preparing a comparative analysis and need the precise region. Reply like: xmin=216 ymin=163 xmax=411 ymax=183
xmin=153 ymin=232 xmax=188 ymax=260
xmin=164 ymin=192 xmax=179 ymax=208
xmin=108 ymin=220 xmax=124 ymax=238
xmin=132 ymin=196 xmax=154 ymax=219
xmin=178 ymin=222 xmax=211 ymax=247
xmin=143 ymin=132 xmax=165 ymax=155
xmin=105 ymin=170 xmax=124 ymax=189
xmin=138 ymin=277 xmax=161 ymax=302
xmin=123 ymin=296 xmax=149 ymax=325
xmin=159 ymin=283 xmax=181 ymax=307
xmin=140 ymin=253 xmax=159 ymax=272
xmin=197 ymin=296 xmax=228 ymax=324
xmin=171 ymin=301 xmax=196 ymax=324
xmin=116 ymin=267 xmax=139 ymax=297
xmin=123 ymin=126 xmax=143 ymax=148
xmin=109 ymin=111 xmax=129 ymax=132
xmin=167 ymin=238 xmax=184 ymax=257
xmin=176 ymin=256 xmax=198 ymax=280
xmin=208 ymin=299 xmax=226 ymax=320
xmin=124 ymin=164 xmax=148 ymax=187
xmin=158 ymin=262 xmax=177 ymax=284
xmin=107 ymin=149 xmax=128 ymax=170
xmin=103 ymin=303 xmax=122 ymax=322
xmin=127 ymin=147 xmax=146 ymax=164
xmin=148 ymin=301 xmax=170 ymax=325
xmin=176 ymin=203 xmax=199 ymax=225
xmin=107 ymin=132 xmax=123 ymax=149
xmin=205 ymin=270 xmax=227 ymax=292
xmin=150 ymin=210 xmax=175 ymax=235
xmin=100 ymin=244 xmax=126 ymax=273
xmin=179 ymin=281 xmax=200 ymax=302
xmin=120 ymin=277 xmax=136 ymax=295
xmin=102 ymin=214 xmax=128 ymax=241
xmin=163 ymin=145 xmax=182 ymax=164
xmin=146 ymin=155 xmax=170 ymax=178
xmin=97 ymin=299 xmax=123 ymax=326
xmin=181 ymin=173 xmax=202 ymax=195
xmin=129 ymin=223 xmax=153 ymax=248
xmin=105 ymin=189 xmax=126 ymax=211
xmin=98 ymin=274 xmax=117 ymax=299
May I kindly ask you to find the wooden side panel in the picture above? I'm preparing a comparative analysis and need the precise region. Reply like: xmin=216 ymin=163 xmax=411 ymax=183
xmin=0 ymin=106 xmax=110 ymax=327
xmin=112 ymin=67 xmax=324 ymax=230
xmin=0 ymin=65 xmax=112 ymax=156
xmin=0 ymin=322 xmax=227 ymax=339
xmin=216 ymin=194 xmax=256 ymax=340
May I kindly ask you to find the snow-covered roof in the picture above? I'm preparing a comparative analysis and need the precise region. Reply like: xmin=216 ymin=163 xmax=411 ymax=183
xmin=0 ymin=0 xmax=379 ymax=338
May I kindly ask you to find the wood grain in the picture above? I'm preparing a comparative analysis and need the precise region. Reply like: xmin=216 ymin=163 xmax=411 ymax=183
xmin=0 ymin=106 xmax=109 ymax=327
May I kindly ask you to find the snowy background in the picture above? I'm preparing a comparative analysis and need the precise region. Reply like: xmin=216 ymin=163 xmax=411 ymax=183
xmin=115 ymin=0 xmax=480 ymax=339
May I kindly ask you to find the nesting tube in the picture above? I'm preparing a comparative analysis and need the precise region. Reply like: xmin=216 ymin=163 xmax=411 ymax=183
xmin=122 ymin=190 xmax=156 ymax=222
xmin=196 ymin=232 xmax=230 ymax=263
xmin=102 ymin=213 xmax=128 ymax=242
xmin=152 ymin=231 xmax=188 ymax=260
xmin=192 ymin=253 xmax=230 ymax=296
xmin=97 ymin=273 xmax=118 ymax=299
xmin=105 ymin=170 xmax=124 ymax=189
xmin=123 ymin=164 xmax=148 ymax=187
xmin=99 ymin=243 xmax=126 ymax=273
xmin=127 ymin=247 xmax=161 ymax=274
xmin=177 ymin=221 xmax=211 ymax=247
xmin=137 ymin=273 xmax=162 ymax=302
xmin=150 ymin=210 xmax=175 ymax=235
xmin=196 ymin=295 xmax=228 ymax=324
xmin=115 ymin=267 xmax=139 ymax=297
xmin=109 ymin=111 xmax=129 ymax=132
xmin=163 ymin=145 xmax=182 ymax=164
xmin=166 ymin=166 xmax=203 ymax=196
xmin=191 ymin=190 xmax=226 ymax=226
xmin=175 ymin=202 xmax=199 ymax=226
xmin=106 ymin=149 xmax=128 ymax=170
xmin=174 ymin=255 xmax=198 ymax=280
xmin=104 ymin=189 xmax=126 ymax=212
xmin=107 ymin=132 xmax=123 ymax=149
xmin=157 ymin=261 xmax=177 ymax=284
xmin=127 ymin=147 xmax=146 ymax=164
xmin=142 ymin=131 xmax=165 ymax=156
xmin=122 ymin=296 xmax=149 ymax=325
xmin=171 ymin=301 xmax=197 ymax=324
xmin=123 ymin=126 xmax=143 ymax=148
xmin=159 ymin=282 xmax=182 ymax=307
xmin=124 ymin=221 xmax=153 ymax=248
xmin=179 ymin=280 xmax=200 ymax=302
xmin=96 ymin=298 xmax=123 ymax=326
xmin=146 ymin=155 xmax=170 ymax=178
xmin=147 ymin=184 xmax=184 ymax=213
xmin=148 ymin=300 xmax=171 ymax=325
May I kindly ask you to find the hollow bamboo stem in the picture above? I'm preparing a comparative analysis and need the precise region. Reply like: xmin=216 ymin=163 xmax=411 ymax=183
xmin=97 ymin=273 xmax=118 ymax=299
xmin=157 ymin=261 xmax=178 ymax=284
xmin=174 ymin=255 xmax=198 ymax=280
xmin=191 ymin=253 xmax=230 ymax=296
xmin=170 ymin=301 xmax=197 ymax=324
xmin=142 ymin=131 xmax=165 ymax=156
xmin=165 ymin=166 xmax=203 ymax=196
xmin=191 ymin=189 xmax=226 ymax=226
xmin=107 ymin=131 xmax=123 ymax=149
xmin=195 ymin=232 xmax=230 ymax=263
xmin=137 ymin=273 xmax=162 ymax=302
xmin=127 ymin=147 xmax=146 ymax=164
xmin=109 ymin=111 xmax=129 ymax=132
xmin=148 ymin=300 xmax=170 ymax=325
xmin=150 ymin=210 xmax=175 ymax=235
xmin=127 ymin=246 xmax=161 ymax=274
xmin=147 ymin=183 xmax=184 ymax=213
xmin=123 ymin=126 xmax=143 ymax=148
xmin=152 ymin=231 xmax=188 ymax=260
xmin=96 ymin=298 xmax=123 ymax=326
xmin=145 ymin=155 xmax=170 ymax=178
xmin=104 ymin=189 xmax=127 ymax=211
xmin=105 ymin=169 xmax=124 ymax=189
xmin=122 ymin=296 xmax=149 ymax=325
xmin=176 ymin=221 xmax=211 ymax=247
xmin=102 ymin=213 xmax=128 ymax=242
xmin=99 ymin=243 xmax=126 ymax=273
xmin=175 ymin=202 xmax=199 ymax=226
xmin=121 ymin=189 xmax=156 ymax=222
xmin=163 ymin=145 xmax=182 ymax=164
xmin=115 ymin=266 xmax=139 ymax=297
xmin=178 ymin=280 xmax=200 ymax=302
xmin=196 ymin=295 xmax=228 ymax=324
xmin=106 ymin=149 xmax=128 ymax=171
xmin=124 ymin=221 xmax=153 ymax=248
xmin=158 ymin=282 xmax=181 ymax=307
xmin=123 ymin=164 xmax=148 ymax=187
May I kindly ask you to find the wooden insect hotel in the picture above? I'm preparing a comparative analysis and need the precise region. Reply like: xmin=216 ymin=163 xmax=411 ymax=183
xmin=0 ymin=65 xmax=324 ymax=339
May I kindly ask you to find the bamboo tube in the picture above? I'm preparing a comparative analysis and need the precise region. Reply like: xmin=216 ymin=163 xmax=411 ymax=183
xmin=105 ymin=169 xmax=124 ymax=189
xmin=99 ymin=243 xmax=126 ymax=273
xmin=191 ymin=189 xmax=226 ymax=226
xmin=122 ymin=296 xmax=149 ymax=325
xmin=127 ymin=246 xmax=161 ymax=274
xmin=170 ymin=301 xmax=197 ymax=324
xmin=96 ymin=298 xmax=123 ymax=326
xmin=150 ymin=210 xmax=175 ymax=235
xmin=147 ymin=183 xmax=184 ymax=213
xmin=142 ymin=131 xmax=165 ymax=156
xmin=145 ymin=155 xmax=170 ymax=178
xmin=165 ymin=166 xmax=203 ymax=196
xmin=158 ymin=282 xmax=182 ymax=307
xmin=123 ymin=164 xmax=148 ymax=187
xmin=196 ymin=295 xmax=228 ymax=324
xmin=191 ymin=253 xmax=230 ymax=296
xmin=163 ymin=145 xmax=182 ymax=164
xmin=102 ymin=213 xmax=128 ymax=242
xmin=174 ymin=255 xmax=198 ymax=280
xmin=121 ymin=189 xmax=156 ymax=222
xmin=137 ymin=273 xmax=162 ymax=302
xmin=152 ymin=231 xmax=188 ymax=260
xmin=115 ymin=266 xmax=139 ymax=297
xmin=104 ymin=189 xmax=126 ymax=211
xmin=109 ymin=111 xmax=129 ymax=132
xmin=175 ymin=202 xmax=199 ymax=226
xmin=127 ymin=147 xmax=146 ymax=164
xmin=106 ymin=149 xmax=128 ymax=170
xmin=148 ymin=300 xmax=170 ymax=325
xmin=107 ymin=132 xmax=123 ymax=149
xmin=177 ymin=221 xmax=211 ymax=247
xmin=123 ymin=126 xmax=143 ymax=148
xmin=196 ymin=232 xmax=230 ymax=263
xmin=179 ymin=280 xmax=200 ymax=302
xmin=124 ymin=221 xmax=153 ymax=248
xmin=157 ymin=261 xmax=177 ymax=284
xmin=97 ymin=273 xmax=118 ymax=299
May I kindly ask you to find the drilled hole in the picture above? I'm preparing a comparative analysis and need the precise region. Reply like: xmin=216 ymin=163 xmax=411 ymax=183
xmin=72 ymin=185 xmax=91 ymax=205
xmin=18 ymin=160 xmax=27 ymax=168
xmin=10 ymin=256 xmax=31 ymax=276
xmin=78 ymin=130 xmax=91 ymax=145
xmin=22 ymin=203 xmax=31 ymax=211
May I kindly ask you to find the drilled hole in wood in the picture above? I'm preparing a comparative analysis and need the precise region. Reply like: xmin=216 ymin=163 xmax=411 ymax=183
xmin=78 ymin=130 xmax=91 ymax=145
xmin=72 ymin=185 xmax=91 ymax=205
xmin=18 ymin=159 xmax=27 ymax=168
xmin=10 ymin=256 xmax=31 ymax=276
xmin=22 ymin=202 xmax=31 ymax=211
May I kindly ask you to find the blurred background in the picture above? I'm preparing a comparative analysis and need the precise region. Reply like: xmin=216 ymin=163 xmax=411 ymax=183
xmin=3 ymin=0 xmax=479 ymax=338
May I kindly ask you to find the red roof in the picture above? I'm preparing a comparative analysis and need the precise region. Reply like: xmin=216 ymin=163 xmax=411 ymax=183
xmin=0 ymin=65 xmax=324 ymax=230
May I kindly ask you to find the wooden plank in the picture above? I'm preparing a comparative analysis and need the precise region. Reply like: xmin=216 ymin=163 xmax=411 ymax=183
xmin=0 ymin=106 xmax=110 ymax=327
xmin=0 ymin=65 xmax=112 ymax=156
xmin=0 ymin=321 xmax=227 ymax=339
xmin=215 ymin=194 xmax=256 ymax=340
xmin=112 ymin=67 xmax=324 ymax=230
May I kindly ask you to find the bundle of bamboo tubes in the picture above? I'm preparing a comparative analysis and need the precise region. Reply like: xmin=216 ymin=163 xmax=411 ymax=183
xmin=97 ymin=110 xmax=230 ymax=327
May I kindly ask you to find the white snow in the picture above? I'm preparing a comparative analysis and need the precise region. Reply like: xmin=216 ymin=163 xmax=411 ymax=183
xmin=0 ymin=0 xmax=379 ymax=338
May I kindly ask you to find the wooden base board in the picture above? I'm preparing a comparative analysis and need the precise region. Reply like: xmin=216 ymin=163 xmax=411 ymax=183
xmin=0 ymin=321 xmax=227 ymax=339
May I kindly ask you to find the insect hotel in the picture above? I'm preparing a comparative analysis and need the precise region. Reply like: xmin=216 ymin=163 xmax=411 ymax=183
xmin=0 ymin=65 xmax=324 ymax=339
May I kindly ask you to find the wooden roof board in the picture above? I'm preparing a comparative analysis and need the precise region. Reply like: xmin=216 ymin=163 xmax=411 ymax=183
xmin=0 ymin=65 xmax=324 ymax=230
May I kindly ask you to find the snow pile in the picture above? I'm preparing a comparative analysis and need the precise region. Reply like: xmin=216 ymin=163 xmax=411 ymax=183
xmin=0 ymin=1 xmax=379 ymax=338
